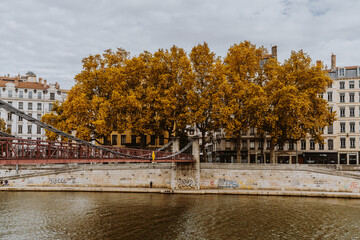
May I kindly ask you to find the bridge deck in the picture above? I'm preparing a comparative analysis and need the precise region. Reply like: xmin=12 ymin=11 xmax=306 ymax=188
xmin=0 ymin=137 xmax=194 ymax=165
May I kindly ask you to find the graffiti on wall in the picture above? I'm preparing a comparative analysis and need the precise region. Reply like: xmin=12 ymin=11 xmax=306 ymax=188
xmin=348 ymin=182 xmax=360 ymax=191
xmin=177 ymin=179 xmax=197 ymax=189
xmin=217 ymin=178 xmax=240 ymax=188
xmin=49 ymin=177 xmax=76 ymax=185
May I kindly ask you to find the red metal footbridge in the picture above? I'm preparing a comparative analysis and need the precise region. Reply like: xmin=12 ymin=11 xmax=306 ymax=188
xmin=0 ymin=100 xmax=194 ymax=165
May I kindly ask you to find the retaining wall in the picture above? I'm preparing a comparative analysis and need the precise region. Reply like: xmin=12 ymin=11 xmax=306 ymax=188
xmin=1 ymin=163 xmax=360 ymax=197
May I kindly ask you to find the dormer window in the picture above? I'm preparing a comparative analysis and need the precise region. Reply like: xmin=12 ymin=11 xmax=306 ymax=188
xmin=338 ymin=68 xmax=346 ymax=77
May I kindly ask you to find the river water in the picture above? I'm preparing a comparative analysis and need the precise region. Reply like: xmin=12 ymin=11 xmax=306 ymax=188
xmin=0 ymin=192 xmax=360 ymax=240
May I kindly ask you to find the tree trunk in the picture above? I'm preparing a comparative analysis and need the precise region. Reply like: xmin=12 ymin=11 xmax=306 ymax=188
xmin=270 ymin=138 xmax=276 ymax=164
xmin=236 ymin=135 xmax=241 ymax=163
xmin=201 ymin=131 xmax=207 ymax=163
xmin=260 ymin=137 xmax=264 ymax=164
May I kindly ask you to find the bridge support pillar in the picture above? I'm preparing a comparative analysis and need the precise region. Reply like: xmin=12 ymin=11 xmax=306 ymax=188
xmin=172 ymin=137 xmax=180 ymax=153
xmin=192 ymin=137 xmax=201 ymax=190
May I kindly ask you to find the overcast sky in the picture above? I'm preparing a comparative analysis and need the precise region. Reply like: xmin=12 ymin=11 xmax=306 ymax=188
xmin=1 ymin=0 xmax=359 ymax=89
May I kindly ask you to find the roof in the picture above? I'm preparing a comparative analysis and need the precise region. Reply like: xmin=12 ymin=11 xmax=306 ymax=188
xmin=0 ymin=79 xmax=49 ymax=89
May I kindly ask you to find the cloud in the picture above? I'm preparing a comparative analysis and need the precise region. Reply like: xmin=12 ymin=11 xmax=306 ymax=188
xmin=0 ymin=0 xmax=359 ymax=89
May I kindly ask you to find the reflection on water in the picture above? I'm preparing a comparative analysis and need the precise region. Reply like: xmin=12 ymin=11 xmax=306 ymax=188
xmin=0 ymin=192 xmax=360 ymax=240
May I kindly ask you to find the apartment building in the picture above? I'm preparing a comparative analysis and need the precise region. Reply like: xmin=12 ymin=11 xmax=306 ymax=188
xmin=0 ymin=72 xmax=67 ymax=140
xmin=205 ymin=54 xmax=360 ymax=165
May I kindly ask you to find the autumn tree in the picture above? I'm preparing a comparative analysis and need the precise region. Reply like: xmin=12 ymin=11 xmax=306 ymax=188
xmin=0 ymin=118 xmax=10 ymax=134
xmin=259 ymin=51 xmax=335 ymax=163
xmin=221 ymin=41 xmax=267 ymax=162
xmin=188 ymin=42 xmax=225 ymax=162
xmin=43 ymin=48 xmax=130 ymax=143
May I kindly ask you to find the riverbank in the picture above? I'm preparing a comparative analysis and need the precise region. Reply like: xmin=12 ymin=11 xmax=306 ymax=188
xmin=1 ymin=163 xmax=360 ymax=198
xmin=1 ymin=186 xmax=360 ymax=198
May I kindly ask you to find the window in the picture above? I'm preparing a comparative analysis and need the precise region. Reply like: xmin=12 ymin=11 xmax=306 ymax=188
xmin=340 ymin=122 xmax=346 ymax=133
xmin=49 ymin=103 xmax=53 ymax=111
xmin=258 ymin=141 xmax=263 ymax=150
xmin=288 ymin=142 xmax=294 ymax=150
xmin=350 ymin=122 xmax=355 ymax=132
xmin=242 ymin=140 xmax=248 ymax=150
xmin=37 ymin=126 xmax=41 ymax=134
xmin=131 ymin=135 xmax=137 ymax=144
xmin=350 ymin=81 xmax=355 ymax=89
xmin=266 ymin=140 xmax=270 ymax=150
xmin=38 ymin=92 xmax=42 ymax=99
xmin=340 ymin=81 xmax=345 ymax=89
xmin=328 ymin=107 xmax=333 ymax=113
xmin=327 ymin=92 xmax=333 ymax=102
xmin=319 ymin=93 xmax=323 ymax=99
xmin=340 ymin=138 xmax=346 ymax=148
xmin=350 ymin=107 xmax=355 ymax=117
xmin=339 ymin=68 xmax=345 ymax=77
xmin=28 ymin=102 xmax=33 ymax=110
xmin=141 ymin=135 xmax=147 ymax=146
xmin=278 ymin=144 xmax=283 ymax=150
xmin=18 ymin=102 xmax=23 ymax=110
xmin=150 ymin=135 xmax=156 ymax=145
xmin=340 ymin=107 xmax=345 ymax=117
xmin=301 ymin=140 xmax=306 ymax=150
xmin=7 ymin=113 xmax=12 ymax=121
xmin=159 ymin=135 xmax=165 ymax=145
xmin=121 ymin=135 xmax=126 ymax=145
xmin=7 ymin=124 xmax=11 ymax=132
xmin=50 ymin=93 xmax=55 ymax=100
xmin=250 ymin=140 xmax=255 ymax=150
xmin=28 ymin=91 xmax=33 ymax=99
xmin=112 ymin=135 xmax=118 ymax=145
xmin=350 ymin=138 xmax=356 ymax=148
xmin=37 ymin=103 xmax=42 ymax=110
xmin=18 ymin=125 xmax=23 ymax=134
xmin=18 ymin=116 xmax=23 ymax=121
xmin=19 ymin=91 xmax=23 ymax=98
xmin=328 ymin=125 xmax=333 ymax=134
xmin=340 ymin=93 xmax=345 ymax=103
xmin=319 ymin=143 xmax=324 ymax=150
xmin=328 ymin=139 xmax=333 ymax=150
xmin=310 ymin=140 xmax=315 ymax=150
xmin=8 ymin=90 xmax=12 ymax=97
xmin=37 ymin=114 xmax=41 ymax=120
xmin=27 ymin=125 xmax=32 ymax=134
xmin=250 ymin=128 xmax=255 ymax=135
xmin=28 ymin=113 xmax=32 ymax=118
xmin=350 ymin=93 xmax=355 ymax=102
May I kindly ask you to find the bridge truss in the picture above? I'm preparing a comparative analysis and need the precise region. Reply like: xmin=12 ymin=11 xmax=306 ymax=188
xmin=0 ymin=99 xmax=194 ymax=164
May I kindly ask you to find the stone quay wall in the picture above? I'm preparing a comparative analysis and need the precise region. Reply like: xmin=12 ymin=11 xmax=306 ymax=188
xmin=1 ymin=163 xmax=360 ymax=197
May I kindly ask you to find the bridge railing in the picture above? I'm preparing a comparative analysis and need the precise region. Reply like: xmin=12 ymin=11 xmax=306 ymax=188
xmin=0 ymin=137 xmax=194 ymax=162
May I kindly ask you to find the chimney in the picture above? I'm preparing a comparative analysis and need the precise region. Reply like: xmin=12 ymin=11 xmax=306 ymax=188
xmin=44 ymin=79 xmax=47 ymax=86
xmin=271 ymin=46 xmax=277 ymax=59
xmin=316 ymin=60 xmax=321 ymax=67
xmin=39 ymin=77 xmax=43 ymax=83
xmin=7 ymin=74 xmax=9 ymax=77
xmin=55 ymin=82 xmax=59 ymax=89
xmin=331 ymin=53 xmax=336 ymax=70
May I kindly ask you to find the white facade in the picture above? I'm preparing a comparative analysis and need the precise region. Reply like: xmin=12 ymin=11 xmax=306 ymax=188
xmin=0 ymin=72 xmax=67 ymax=140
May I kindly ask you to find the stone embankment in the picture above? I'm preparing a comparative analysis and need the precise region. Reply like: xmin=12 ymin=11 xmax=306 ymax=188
xmin=1 ymin=163 xmax=360 ymax=198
